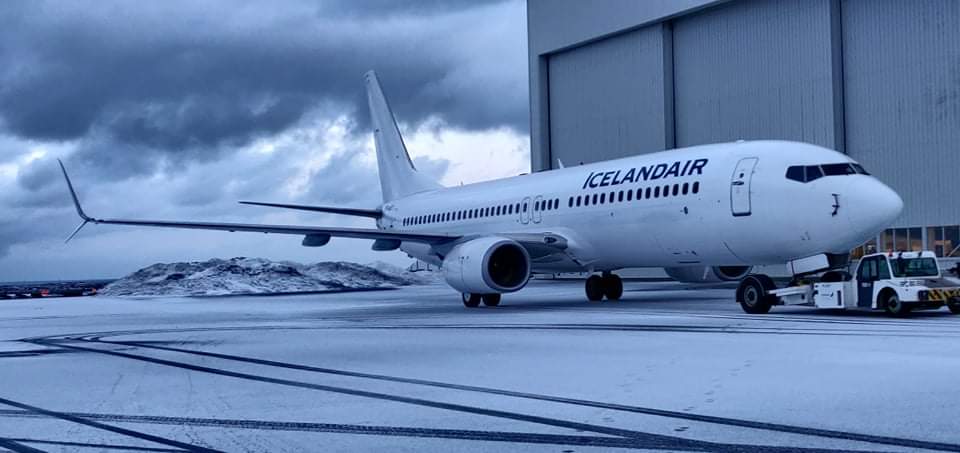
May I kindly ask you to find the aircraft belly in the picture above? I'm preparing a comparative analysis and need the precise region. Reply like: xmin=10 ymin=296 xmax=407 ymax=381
xmin=575 ymin=211 xmax=668 ymax=269
xmin=400 ymin=242 xmax=441 ymax=266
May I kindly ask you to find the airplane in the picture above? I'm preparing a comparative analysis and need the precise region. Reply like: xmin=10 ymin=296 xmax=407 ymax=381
xmin=59 ymin=70 xmax=903 ymax=311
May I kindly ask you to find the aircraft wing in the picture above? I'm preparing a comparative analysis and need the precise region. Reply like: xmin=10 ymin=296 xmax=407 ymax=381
xmin=238 ymin=201 xmax=382 ymax=219
xmin=58 ymin=160 xmax=572 ymax=255
xmin=58 ymin=160 xmax=457 ymax=245
xmin=72 ymin=217 xmax=457 ymax=243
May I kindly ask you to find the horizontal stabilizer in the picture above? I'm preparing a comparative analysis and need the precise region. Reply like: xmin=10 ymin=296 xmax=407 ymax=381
xmin=239 ymin=201 xmax=381 ymax=219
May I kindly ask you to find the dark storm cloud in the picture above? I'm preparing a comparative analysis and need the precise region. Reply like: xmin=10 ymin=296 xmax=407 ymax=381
xmin=0 ymin=210 xmax=74 ymax=257
xmin=303 ymin=153 xmax=385 ymax=205
xmin=299 ymin=151 xmax=451 ymax=206
xmin=0 ymin=0 xmax=528 ymax=169
xmin=15 ymin=158 xmax=59 ymax=192
xmin=0 ymin=0 xmax=528 ymax=270
xmin=2 ymin=158 xmax=71 ymax=211
xmin=319 ymin=0 xmax=506 ymax=18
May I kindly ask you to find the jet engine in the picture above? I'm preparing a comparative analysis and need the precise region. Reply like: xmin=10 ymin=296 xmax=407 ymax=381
xmin=664 ymin=265 xmax=752 ymax=283
xmin=442 ymin=237 xmax=530 ymax=294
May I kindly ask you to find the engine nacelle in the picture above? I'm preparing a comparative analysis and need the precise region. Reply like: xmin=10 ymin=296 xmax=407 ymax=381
xmin=442 ymin=237 xmax=530 ymax=294
xmin=664 ymin=265 xmax=752 ymax=283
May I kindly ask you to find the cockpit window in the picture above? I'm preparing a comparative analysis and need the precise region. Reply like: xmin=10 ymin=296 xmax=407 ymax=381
xmin=785 ymin=166 xmax=804 ymax=182
xmin=785 ymin=163 xmax=869 ymax=183
xmin=822 ymin=163 xmax=857 ymax=176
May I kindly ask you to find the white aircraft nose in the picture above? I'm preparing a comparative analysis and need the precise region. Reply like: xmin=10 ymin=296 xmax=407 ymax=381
xmin=848 ymin=178 xmax=903 ymax=233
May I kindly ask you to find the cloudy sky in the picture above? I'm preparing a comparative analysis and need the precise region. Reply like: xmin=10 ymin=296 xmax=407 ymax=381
xmin=0 ymin=0 xmax=530 ymax=281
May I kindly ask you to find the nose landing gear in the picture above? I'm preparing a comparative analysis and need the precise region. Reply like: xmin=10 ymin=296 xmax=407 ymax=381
xmin=585 ymin=272 xmax=623 ymax=302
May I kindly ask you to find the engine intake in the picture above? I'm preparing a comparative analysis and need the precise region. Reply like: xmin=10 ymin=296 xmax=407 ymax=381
xmin=442 ymin=237 xmax=531 ymax=293
xmin=664 ymin=265 xmax=752 ymax=283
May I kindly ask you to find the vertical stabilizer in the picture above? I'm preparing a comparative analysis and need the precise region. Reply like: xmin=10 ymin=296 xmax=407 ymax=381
xmin=364 ymin=71 xmax=441 ymax=202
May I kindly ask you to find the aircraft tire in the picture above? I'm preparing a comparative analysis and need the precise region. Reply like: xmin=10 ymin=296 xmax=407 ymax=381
xmin=602 ymin=274 xmax=623 ymax=300
xmin=738 ymin=275 xmax=775 ymax=314
xmin=585 ymin=275 xmax=604 ymax=302
xmin=462 ymin=293 xmax=482 ymax=308
xmin=482 ymin=293 xmax=501 ymax=307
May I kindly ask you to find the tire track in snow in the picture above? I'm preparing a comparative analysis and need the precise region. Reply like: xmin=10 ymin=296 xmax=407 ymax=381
xmin=66 ymin=334 xmax=960 ymax=453
xmin=0 ymin=437 xmax=46 ymax=453
xmin=0 ymin=410 xmax=704 ymax=451
xmin=3 ymin=438 xmax=181 ymax=452
xmin=0 ymin=396 xmax=220 ymax=453
xmin=24 ymin=337 xmax=715 ymax=452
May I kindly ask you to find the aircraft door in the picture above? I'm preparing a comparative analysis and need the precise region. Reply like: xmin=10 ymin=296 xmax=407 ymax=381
xmin=533 ymin=195 xmax=543 ymax=224
xmin=730 ymin=157 xmax=758 ymax=217
xmin=520 ymin=197 xmax=531 ymax=224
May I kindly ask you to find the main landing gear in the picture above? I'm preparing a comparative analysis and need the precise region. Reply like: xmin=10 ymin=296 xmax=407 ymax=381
xmin=585 ymin=272 xmax=623 ymax=302
xmin=462 ymin=293 xmax=501 ymax=308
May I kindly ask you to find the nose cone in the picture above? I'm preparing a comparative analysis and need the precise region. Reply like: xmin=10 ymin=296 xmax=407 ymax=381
xmin=872 ymin=180 xmax=904 ymax=226
xmin=848 ymin=178 xmax=903 ymax=233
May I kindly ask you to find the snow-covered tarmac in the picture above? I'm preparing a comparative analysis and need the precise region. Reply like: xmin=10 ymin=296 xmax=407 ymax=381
xmin=1 ymin=280 xmax=959 ymax=452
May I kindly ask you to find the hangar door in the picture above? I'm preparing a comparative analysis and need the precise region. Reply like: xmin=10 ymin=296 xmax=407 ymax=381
xmin=547 ymin=25 xmax=669 ymax=168
xmin=672 ymin=0 xmax=838 ymax=149
xmin=842 ymin=0 xmax=960 ymax=226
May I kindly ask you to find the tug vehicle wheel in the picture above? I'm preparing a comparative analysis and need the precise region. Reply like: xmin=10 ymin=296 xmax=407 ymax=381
xmin=947 ymin=298 xmax=960 ymax=314
xmin=738 ymin=275 xmax=775 ymax=314
xmin=882 ymin=291 xmax=911 ymax=317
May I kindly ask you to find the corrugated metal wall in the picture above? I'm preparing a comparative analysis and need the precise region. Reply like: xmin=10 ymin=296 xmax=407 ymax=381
xmin=672 ymin=0 xmax=838 ymax=148
xmin=533 ymin=0 xmax=960 ymax=228
xmin=842 ymin=0 xmax=960 ymax=227
xmin=547 ymin=26 xmax=670 ymax=166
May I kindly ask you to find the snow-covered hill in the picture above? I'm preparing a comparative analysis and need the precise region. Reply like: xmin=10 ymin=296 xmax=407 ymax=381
xmin=100 ymin=257 xmax=435 ymax=297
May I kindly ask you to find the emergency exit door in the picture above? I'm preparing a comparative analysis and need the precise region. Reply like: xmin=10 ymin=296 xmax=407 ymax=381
xmin=532 ymin=195 xmax=543 ymax=224
xmin=731 ymin=157 xmax=758 ymax=217
xmin=520 ymin=197 xmax=531 ymax=224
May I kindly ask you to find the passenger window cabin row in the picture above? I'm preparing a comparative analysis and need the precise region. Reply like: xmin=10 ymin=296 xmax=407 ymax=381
xmin=402 ymin=198 xmax=561 ymax=226
xmin=401 ymin=180 xmax=701 ymax=227
xmin=568 ymin=181 xmax=700 ymax=208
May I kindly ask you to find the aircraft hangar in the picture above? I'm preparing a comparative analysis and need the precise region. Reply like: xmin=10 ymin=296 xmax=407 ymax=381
xmin=527 ymin=0 xmax=960 ymax=260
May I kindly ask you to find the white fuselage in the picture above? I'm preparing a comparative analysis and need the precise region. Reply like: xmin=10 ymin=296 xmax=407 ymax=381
xmin=381 ymin=140 xmax=902 ymax=273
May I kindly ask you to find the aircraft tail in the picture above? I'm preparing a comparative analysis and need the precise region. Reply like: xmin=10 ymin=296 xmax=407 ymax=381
xmin=364 ymin=71 xmax=441 ymax=202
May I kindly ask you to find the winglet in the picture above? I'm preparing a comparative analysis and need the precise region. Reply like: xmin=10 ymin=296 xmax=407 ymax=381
xmin=58 ymin=159 xmax=93 ymax=242
xmin=65 ymin=219 xmax=89 ymax=243
xmin=58 ymin=159 xmax=90 ymax=222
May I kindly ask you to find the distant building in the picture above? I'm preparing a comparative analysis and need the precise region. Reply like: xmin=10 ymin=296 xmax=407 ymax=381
xmin=528 ymin=0 xmax=960 ymax=259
